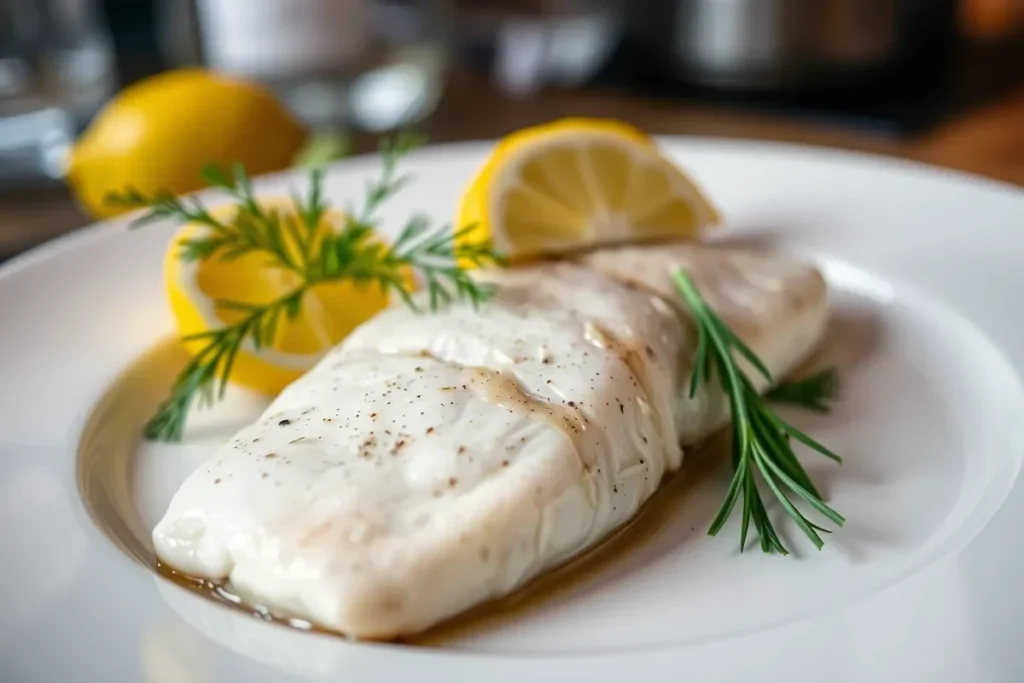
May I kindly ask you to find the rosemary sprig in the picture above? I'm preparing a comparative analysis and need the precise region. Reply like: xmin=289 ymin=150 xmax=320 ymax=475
xmin=107 ymin=133 xmax=503 ymax=443
xmin=766 ymin=367 xmax=840 ymax=413
xmin=674 ymin=271 xmax=845 ymax=554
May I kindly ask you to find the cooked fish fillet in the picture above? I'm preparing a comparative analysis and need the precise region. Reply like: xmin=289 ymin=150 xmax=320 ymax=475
xmin=578 ymin=244 xmax=827 ymax=442
xmin=152 ymin=243 xmax=828 ymax=639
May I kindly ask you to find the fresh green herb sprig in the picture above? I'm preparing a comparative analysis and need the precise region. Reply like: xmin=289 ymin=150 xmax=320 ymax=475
xmin=767 ymin=367 xmax=840 ymax=413
xmin=107 ymin=133 xmax=503 ymax=443
xmin=674 ymin=271 xmax=844 ymax=554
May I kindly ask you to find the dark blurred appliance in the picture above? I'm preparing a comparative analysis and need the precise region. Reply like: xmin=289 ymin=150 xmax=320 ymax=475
xmin=600 ymin=0 xmax=1022 ymax=136
xmin=624 ymin=0 xmax=960 ymax=93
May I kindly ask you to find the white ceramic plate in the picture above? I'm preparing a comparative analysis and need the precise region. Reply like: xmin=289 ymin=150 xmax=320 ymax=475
xmin=2 ymin=139 xmax=1024 ymax=683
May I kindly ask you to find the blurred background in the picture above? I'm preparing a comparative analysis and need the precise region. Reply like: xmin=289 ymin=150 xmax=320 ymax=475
xmin=0 ymin=0 xmax=1021 ymax=261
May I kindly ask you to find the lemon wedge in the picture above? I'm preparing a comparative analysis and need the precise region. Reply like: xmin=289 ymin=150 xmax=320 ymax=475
xmin=457 ymin=118 xmax=721 ymax=259
xmin=165 ymin=200 xmax=392 ymax=395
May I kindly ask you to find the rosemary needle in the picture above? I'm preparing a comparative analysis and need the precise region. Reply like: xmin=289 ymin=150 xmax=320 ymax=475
xmin=674 ymin=270 xmax=845 ymax=554
xmin=107 ymin=133 xmax=504 ymax=443
xmin=766 ymin=367 xmax=840 ymax=413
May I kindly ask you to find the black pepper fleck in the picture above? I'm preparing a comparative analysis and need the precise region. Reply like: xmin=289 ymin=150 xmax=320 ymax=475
xmin=277 ymin=420 xmax=290 ymax=426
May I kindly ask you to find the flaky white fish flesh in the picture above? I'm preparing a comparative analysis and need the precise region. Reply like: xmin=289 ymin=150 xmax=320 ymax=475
xmin=152 ymin=242 xmax=828 ymax=639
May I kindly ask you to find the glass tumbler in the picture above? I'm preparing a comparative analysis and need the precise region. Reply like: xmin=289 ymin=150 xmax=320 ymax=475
xmin=0 ymin=0 xmax=116 ymax=186
xmin=190 ymin=0 xmax=451 ymax=133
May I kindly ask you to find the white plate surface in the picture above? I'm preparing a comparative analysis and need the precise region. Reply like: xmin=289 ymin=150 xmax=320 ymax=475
xmin=2 ymin=138 xmax=1024 ymax=683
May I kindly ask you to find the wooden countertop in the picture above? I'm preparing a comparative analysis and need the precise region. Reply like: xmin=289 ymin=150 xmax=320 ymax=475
xmin=424 ymin=75 xmax=1024 ymax=186
xmin=2 ymin=76 xmax=1021 ymax=260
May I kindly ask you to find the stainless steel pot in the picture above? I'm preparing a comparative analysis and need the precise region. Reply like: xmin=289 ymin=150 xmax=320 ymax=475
xmin=624 ymin=0 xmax=959 ymax=92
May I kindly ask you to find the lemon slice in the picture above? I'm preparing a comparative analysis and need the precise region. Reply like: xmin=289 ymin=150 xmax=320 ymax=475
xmin=165 ymin=200 xmax=393 ymax=395
xmin=457 ymin=118 xmax=721 ymax=259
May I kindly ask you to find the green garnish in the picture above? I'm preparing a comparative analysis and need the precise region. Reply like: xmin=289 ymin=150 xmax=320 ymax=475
xmin=766 ymin=367 xmax=840 ymax=413
xmin=106 ymin=133 xmax=503 ymax=443
xmin=292 ymin=128 xmax=351 ymax=169
xmin=674 ymin=271 xmax=844 ymax=554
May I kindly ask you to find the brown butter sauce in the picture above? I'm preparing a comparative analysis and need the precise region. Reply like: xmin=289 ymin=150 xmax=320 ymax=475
xmin=156 ymin=432 xmax=727 ymax=646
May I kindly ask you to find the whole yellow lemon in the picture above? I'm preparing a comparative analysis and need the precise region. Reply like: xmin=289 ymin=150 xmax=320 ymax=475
xmin=66 ymin=69 xmax=308 ymax=219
